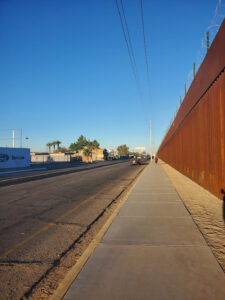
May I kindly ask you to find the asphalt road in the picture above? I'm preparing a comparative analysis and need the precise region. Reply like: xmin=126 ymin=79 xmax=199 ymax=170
xmin=0 ymin=160 xmax=147 ymax=299
xmin=0 ymin=159 xmax=127 ymax=181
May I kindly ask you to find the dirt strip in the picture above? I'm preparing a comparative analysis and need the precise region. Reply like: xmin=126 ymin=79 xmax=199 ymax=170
xmin=160 ymin=160 xmax=225 ymax=272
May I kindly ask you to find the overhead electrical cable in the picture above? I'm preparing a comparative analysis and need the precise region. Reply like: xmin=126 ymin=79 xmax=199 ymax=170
xmin=115 ymin=0 xmax=140 ymax=91
xmin=139 ymin=0 xmax=151 ymax=96
xmin=120 ymin=0 xmax=139 ymax=79
xmin=115 ymin=0 xmax=148 ymax=119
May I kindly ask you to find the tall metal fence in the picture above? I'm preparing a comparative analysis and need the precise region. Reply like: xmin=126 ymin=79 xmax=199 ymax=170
xmin=157 ymin=19 xmax=225 ymax=200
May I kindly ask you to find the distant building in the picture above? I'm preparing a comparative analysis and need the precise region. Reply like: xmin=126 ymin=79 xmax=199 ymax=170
xmin=71 ymin=148 xmax=108 ymax=163
xmin=31 ymin=148 xmax=108 ymax=163
xmin=107 ymin=149 xmax=117 ymax=160
xmin=31 ymin=152 xmax=71 ymax=163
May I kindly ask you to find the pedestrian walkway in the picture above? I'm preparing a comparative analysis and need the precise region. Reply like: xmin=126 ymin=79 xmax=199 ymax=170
xmin=63 ymin=163 xmax=225 ymax=300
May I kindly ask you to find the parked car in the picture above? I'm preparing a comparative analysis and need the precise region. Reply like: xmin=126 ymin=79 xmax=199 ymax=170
xmin=130 ymin=157 xmax=141 ymax=165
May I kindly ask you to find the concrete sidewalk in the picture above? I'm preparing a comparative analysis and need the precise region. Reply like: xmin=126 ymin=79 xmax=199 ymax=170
xmin=63 ymin=163 xmax=225 ymax=300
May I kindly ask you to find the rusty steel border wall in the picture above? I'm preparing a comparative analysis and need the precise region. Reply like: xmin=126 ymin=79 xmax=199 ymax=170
xmin=157 ymin=19 xmax=225 ymax=200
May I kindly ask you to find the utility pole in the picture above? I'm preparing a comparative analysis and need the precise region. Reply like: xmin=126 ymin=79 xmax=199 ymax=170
xmin=150 ymin=120 xmax=152 ymax=158
xmin=20 ymin=128 xmax=22 ymax=148
xmin=25 ymin=137 xmax=29 ymax=148
xmin=12 ymin=129 xmax=15 ymax=148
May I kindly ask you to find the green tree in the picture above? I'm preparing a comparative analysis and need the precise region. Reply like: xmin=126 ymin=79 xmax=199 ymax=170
xmin=69 ymin=142 xmax=78 ymax=152
xmin=117 ymin=144 xmax=129 ymax=156
xmin=69 ymin=135 xmax=100 ymax=153
xmin=54 ymin=146 xmax=67 ymax=153
xmin=86 ymin=141 xmax=94 ymax=151
xmin=77 ymin=135 xmax=88 ymax=149
xmin=92 ymin=139 xmax=100 ymax=149
xmin=69 ymin=135 xmax=88 ymax=152
xmin=85 ymin=140 xmax=98 ymax=162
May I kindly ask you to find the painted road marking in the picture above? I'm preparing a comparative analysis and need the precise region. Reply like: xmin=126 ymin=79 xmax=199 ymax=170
xmin=0 ymin=183 xmax=113 ymax=259
xmin=0 ymin=164 xmax=147 ymax=259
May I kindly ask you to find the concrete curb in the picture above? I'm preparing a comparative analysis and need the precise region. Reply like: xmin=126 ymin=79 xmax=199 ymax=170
xmin=49 ymin=164 xmax=149 ymax=300
xmin=0 ymin=160 xmax=129 ymax=187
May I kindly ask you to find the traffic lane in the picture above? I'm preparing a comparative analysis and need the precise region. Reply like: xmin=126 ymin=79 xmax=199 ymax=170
xmin=0 ymin=160 xmax=131 ymax=208
xmin=0 ymin=162 xmax=146 ymax=299
xmin=0 ymin=162 xmax=84 ymax=177
xmin=0 ymin=159 xmax=128 ymax=181
xmin=0 ymin=162 xmax=144 ymax=258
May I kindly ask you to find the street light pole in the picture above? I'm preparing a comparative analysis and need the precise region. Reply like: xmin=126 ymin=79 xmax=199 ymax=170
xmin=20 ymin=128 xmax=22 ymax=148
xmin=150 ymin=120 xmax=152 ymax=158
xmin=12 ymin=129 xmax=15 ymax=148
xmin=25 ymin=137 xmax=29 ymax=148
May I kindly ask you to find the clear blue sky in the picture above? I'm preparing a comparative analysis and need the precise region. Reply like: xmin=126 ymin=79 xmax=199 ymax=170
xmin=0 ymin=0 xmax=223 ymax=152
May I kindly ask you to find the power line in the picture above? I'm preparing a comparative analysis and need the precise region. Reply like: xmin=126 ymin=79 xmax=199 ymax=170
xmin=115 ymin=0 xmax=148 ymax=119
xmin=120 ymin=0 xmax=139 ymax=79
xmin=139 ymin=0 xmax=151 ymax=96
xmin=115 ymin=0 xmax=140 ymax=90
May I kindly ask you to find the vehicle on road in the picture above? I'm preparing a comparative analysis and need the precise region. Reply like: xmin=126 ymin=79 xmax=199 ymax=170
xmin=130 ymin=157 xmax=141 ymax=165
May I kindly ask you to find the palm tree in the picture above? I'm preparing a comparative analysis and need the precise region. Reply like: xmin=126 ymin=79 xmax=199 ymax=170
xmin=83 ymin=148 xmax=91 ymax=162
xmin=51 ymin=141 xmax=57 ymax=152
xmin=87 ymin=140 xmax=100 ymax=161
xmin=46 ymin=142 xmax=52 ymax=153
xmin=55 ymin=140 xmax=62 ymax=150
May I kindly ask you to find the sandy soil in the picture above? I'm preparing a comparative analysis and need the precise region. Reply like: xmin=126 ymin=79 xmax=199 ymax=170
xmin=160 ymin=161 xmax=225 ymax=272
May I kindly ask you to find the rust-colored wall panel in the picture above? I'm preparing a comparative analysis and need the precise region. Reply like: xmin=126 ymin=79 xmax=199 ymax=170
xmin=158 ymin=71 xmax=225 ymax=200
xmin=160 ymin=19 xmax=225 ymax=151
xmin=158 ymin=20 xmax=225 ymax=200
